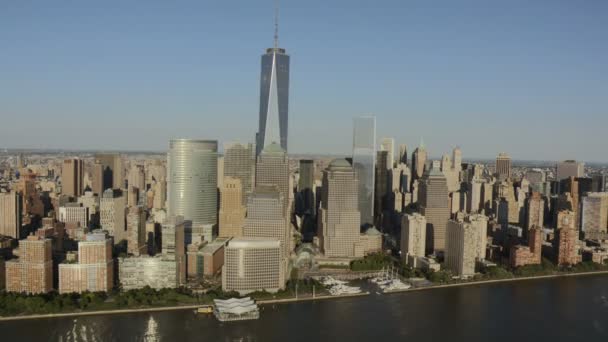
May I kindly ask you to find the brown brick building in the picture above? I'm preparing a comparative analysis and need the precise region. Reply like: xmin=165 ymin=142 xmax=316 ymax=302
xmin=555 ymin=210 xmax=581 ymax=266
xmin=5 ymin=235 xmax=53 ymax=294
xmin=510 ymin=227 xmax=542 ymax=267
xmin=58 ymin=232 xmax=113 ymax=294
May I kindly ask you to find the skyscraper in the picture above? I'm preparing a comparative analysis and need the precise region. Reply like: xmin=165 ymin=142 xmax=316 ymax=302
xmin=61 ymin=158 xmax=84 ymax=197
xmin=556 ymin=160 xmax=585 ymax=181
xmin=243 ymin=185 xmax=290 ymax=256
xmin=452 ymin=147 xmax=462 ymax=172
xmin=445 ymin=219 xmax=479 ymax=278
xmin=581 ymin=192 xmax=608 ymax=239
xmin=318 ymin=159 xmax=363 ymax=258
xmin=255 ymin=143 xmax=290 ymax=216
xmin=91 ymin=161 xmax=104 ymax=195
xmin=256 ymin=8 xmax=289 ymax=155
xmin=401 ymin=213 xmax=427 ymax=267
xmin=398 ymin=144 xmax=408 ymax=165
xmin=100 ymin=189 xmax=127 ymax=243
xmin=167 ymin=139 xmax=218 ymax=241
xmin=555 ymin=210 xmax=580 ymax=266
xmin=495 ymin=153 xmax=512 ymax=181
xmin=380 ymin=137 xmax=395 ymax=169
xmin=412 ymin=139 xmax=428 ymax=180
xmin=375 ymin=150 xmax=389 ymax=219
xmin=94 ymin=153 xmax=123 ymax=190
xmin=219 ymin=177 xmax=247 ymax=238
xmin=418 ymin=161 xmax=450 ymax=253
xmin=126 ymin=206 xmax=147 ymax=256
xmin=297 ymin=159 xmax=315 ymax=215
xmin=223 ymin=142 xmax=256 ymax=205
xmin=0 ymin=191 xmax=22 ymax=239
xmin=352 ymin=115 xmax=376 ymax=226
xmin=525 ymin=192 xmax=545 ymax=230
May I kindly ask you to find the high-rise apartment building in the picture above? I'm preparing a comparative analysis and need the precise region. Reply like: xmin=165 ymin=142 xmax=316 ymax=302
xmin=525 ymin=192 xmax=545 ymax=230
xmin=218 ymin=177 xmax=246 ymax=238
xmin=556 ymin=160 xmax=585 ymax=181
xmin=222 ymin=238 xmax=286 ymax=295
xmin=0 ymin=191 xmax=22 ymax=239
xmin=495 ymin=153 xmax=512 ymax=181
xmin=510 ymin=227 xmax=542 ymax=267
xmin=256 ymin=22 xmax=290 ymax=155
xmin=61 ymin=158 xmax=84 ymax=197
xmin=556 ymin=210 xmax=580 ymax=266
xmin=5 ymin=235 xmax=53 ymax=294
xmin=100 ymin=189 xmax=127 ymax=243
xmin=401 ymin=213 xmax=427 ymax=267
xmin=418 ymin=162 xmax=450 ymax=253
xmin=58 ymin=232 xmax=113 ymax=293
xmin=445 ymin=220 xmax=478 ymax=278
xmin=352 ymin=115 xmax=376 ymax=226
xmin=167 ymin=139 xmax=218 ymax=242
xmin=581 ymin=192 xmax=608 ymax=239
xmin=466 ymin=213 xmax=488 ymax=260
xmin=127 ymin=206 xmax=147 ymax=256
xmin=318 ymin=159 xmax=363 ymax=258
xmin=255 ymin=143 xmax=290 ymax=216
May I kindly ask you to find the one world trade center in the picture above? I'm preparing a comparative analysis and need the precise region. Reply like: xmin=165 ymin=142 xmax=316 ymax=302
xmin=256 ymin=6 xmax=290 ymax=156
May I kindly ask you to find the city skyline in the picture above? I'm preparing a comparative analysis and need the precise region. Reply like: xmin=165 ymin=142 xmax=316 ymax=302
xmin=1 ymin=1 xmax=608 ymax=162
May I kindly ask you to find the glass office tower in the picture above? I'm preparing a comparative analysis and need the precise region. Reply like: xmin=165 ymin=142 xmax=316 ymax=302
xmin=257 ymin=47 xmax=290 ymax=155
xmin=167 ymin=139 xmax=218 ymax=228
xmin=352 ymin=116 xmax=376 ymax=227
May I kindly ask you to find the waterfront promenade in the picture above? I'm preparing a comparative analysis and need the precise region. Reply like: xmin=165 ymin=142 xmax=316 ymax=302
xmin=2 ymin=270 xmax=608 ymax=322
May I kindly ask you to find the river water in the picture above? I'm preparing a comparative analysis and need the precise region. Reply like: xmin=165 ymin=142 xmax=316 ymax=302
xmin=2 ymin=275 xmax=608 ymax=341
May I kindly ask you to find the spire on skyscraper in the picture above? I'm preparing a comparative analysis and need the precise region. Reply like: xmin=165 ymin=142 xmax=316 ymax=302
xmin=419 ymin=137 xmax=425 ymax=150
xmin=274 ymin=0 xmax=279 ymax=49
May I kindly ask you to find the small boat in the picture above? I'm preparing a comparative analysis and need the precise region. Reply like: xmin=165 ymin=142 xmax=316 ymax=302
xmin=197 ymin=305 xmax=214 ymax=314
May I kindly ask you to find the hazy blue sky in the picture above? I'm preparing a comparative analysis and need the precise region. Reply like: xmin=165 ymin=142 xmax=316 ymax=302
xmin=1 ymin=0 xmax=607 ymax=161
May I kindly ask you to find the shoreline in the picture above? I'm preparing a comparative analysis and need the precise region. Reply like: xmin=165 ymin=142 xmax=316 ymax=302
xmin=1 ymin=270 xmax=607 ymax=322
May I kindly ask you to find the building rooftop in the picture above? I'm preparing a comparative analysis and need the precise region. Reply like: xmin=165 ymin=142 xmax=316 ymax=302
xmin=227 ymin=238 xmax=281 ymax=249
xmin=261 ymin=142 xmax=286 ymax=155
xmin=327 ymin=158 xmax=352 ymax=171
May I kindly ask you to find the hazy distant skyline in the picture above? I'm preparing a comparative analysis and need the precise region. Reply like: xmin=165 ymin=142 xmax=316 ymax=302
xmin=1 ymin=1 xmax=607 ymax=162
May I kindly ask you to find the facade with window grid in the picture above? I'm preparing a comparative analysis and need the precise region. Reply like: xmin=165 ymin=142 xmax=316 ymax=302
xmin=222 ymin=238 xmax=285 ymax=295
xmin=318 ymin=159 xmax=364 ymax=258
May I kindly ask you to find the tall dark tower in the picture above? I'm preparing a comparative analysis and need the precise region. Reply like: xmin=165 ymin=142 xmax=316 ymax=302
xmin=256 ymin=2 xmax=290 ymax=156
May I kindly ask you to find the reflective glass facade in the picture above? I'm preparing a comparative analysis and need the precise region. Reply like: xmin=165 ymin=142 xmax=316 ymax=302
xmin=167 ymin=139 xmax=218 ymax=226
xmin=257 ymin=48 xmax=290 ymax=155
xmin=352 ymin=116 xmax=376 ymax=226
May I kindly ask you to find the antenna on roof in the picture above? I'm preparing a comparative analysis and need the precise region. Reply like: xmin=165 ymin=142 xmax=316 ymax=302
xmin=274 ymin=0 xmax=279 ymax=49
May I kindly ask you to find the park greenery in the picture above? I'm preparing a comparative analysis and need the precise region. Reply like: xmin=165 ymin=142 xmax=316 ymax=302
xmin=399 ymin=257 xmax=608 ymax=285
xmin=350 ymin=253 xmax=395 ymax=271
xmin=0 ymin=278 xmax=326 ymax=317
